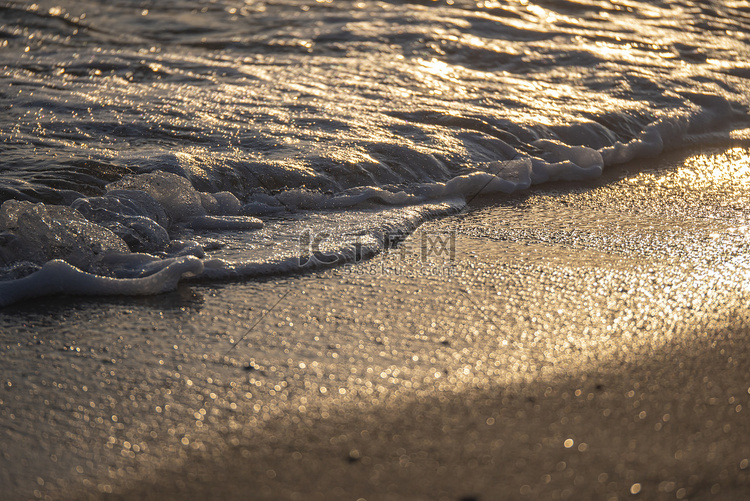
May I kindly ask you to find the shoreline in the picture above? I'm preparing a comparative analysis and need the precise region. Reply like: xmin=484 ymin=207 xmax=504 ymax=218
xmin=3 ymin=145 xmax=750 ymax=500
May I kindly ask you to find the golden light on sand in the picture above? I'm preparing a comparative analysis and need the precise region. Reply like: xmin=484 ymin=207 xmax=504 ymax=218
xmin=678 ymin=147 xmax=750 ymax=189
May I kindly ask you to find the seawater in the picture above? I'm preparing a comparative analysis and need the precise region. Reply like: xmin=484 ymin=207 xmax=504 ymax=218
xmin=1 ymin=0 xmax=749 ymax=305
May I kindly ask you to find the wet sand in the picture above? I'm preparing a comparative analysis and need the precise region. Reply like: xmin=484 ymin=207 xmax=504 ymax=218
xmin=3 ymin=145 xmax=750 ymax=500
xmin=98 ymin=327 xmax=750 ymax=501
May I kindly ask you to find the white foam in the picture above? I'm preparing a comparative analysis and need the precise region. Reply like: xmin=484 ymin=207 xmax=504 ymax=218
xmin=274 ymin=187 xmax=417 ymax=211
xmin=185 ymin=215 xmax=264 ymax=230
xmin=0 ymin=256 xmax=203 ymax=307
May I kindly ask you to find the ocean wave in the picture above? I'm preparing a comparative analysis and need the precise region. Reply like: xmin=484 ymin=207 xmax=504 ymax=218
xmin=1 ymin=0 xmax=749 ymax=304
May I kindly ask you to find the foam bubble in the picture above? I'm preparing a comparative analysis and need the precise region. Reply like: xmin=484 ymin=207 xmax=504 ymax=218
xmin=106 ymin=172 xmax=206 ymax=223
xmin=200 ymin=191 xmax=242 ymax=216
xmin=0 ymin=200 xmax=129 ymax=273
xmin=71 ymin=192 xmax=170 ymax=252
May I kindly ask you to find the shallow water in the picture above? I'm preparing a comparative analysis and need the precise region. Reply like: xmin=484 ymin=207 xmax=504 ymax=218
xmin=1 ymin=0 xmax=750 ymax=298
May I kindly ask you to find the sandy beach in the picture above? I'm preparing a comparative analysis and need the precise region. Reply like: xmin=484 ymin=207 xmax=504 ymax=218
xmin=3 ymin=145 xmax=750 ymax=500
